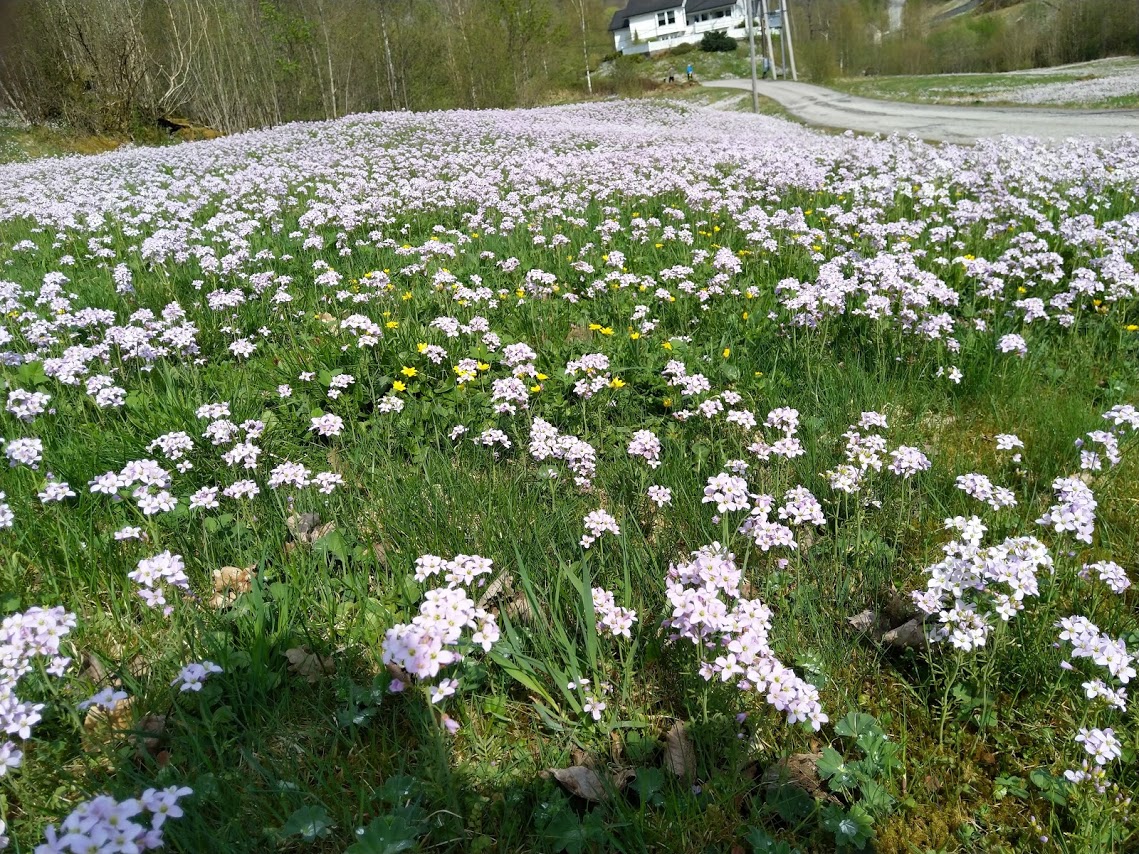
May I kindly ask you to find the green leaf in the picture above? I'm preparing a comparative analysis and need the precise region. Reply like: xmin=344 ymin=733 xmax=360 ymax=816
xmin=993 ymin=775 xmax=1029 ymax=800
xmin=822 ymin=803 xmax=874 ymax=850
xmin=745 ymin=827 xmax=801 ymax=854
xmin=277 ymin=805 xmax=333 ymax=842
xmin=312 ymin=529 xmax=350 ymax=564
xmin=631 ymin=767 xmax=664 ymax=805
xmin=345 ymin=815 xmax=421 ymax=854
xmin=766 ymin=782 xmax=813 ymax=824
xmin=542 ymin=809 xmax=591 ymax=854
xmin=816 ymin=747 xmax=857 ymax=791
xmin=834 ymin=712 xmax=882 ymax=740
xmin=858 ymin=779 xmax=895 ymax=817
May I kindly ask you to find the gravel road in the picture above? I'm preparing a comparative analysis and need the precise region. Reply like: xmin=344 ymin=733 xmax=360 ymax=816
xmin=703 ymin=79 xmax=1139 ymax=142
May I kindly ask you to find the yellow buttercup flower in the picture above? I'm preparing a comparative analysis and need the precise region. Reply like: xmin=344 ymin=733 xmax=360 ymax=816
xmin=386 ymin=321 xmax=399 ymax=329
xmin=476 ymin=362 xmax=490 ymax=371
xmin=599 ymin=327 xmax=613 ymax=336
xmin=588 ymin=323 xmax=602 ymax=331
xmin=417 ymin=342 xmax=429 ymax=353
xmin=392 ymin=380 xmax=407 ymax=392
xmin=609 ymin=378 xmax=625 ymax=389
xmin=662 ymin=341 xmax=672 ymax=350
xmin=722 ymin=348 xmax=730 ymax=359
xmin=630 ymin=331 xmax=641 ymax=340
xmin=536 ymin=373 xmax=549 ymax=381
xmin=401 ymin=366 xmax=417 ymax=377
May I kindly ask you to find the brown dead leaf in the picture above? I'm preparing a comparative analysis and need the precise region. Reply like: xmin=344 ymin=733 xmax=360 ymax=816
xmin=847 ymin=609 xmax=877 ymax=632
xmin=287 ymin=512 xmax=321 ymax=539
xmin=609 ymin=730 xmax=624 ymax=763
xmin=386 ymin=661 xmax=411 ymax=685
xmin=883 ymin=586 xmax=918 ymax=624
xmin=210 ymin=565 xmax=254 ymax=608
xmin=84 ymin=698 xmax=148 ymax=751
xmin=79 ymin=652 xmax=108 ymax=684
xmin=135 ymin=713 xmax=167 ymax=757
xmin=285 ymin=647 xmax=335 ymax=683
xmin=882 ymin=618 xmax=928 ymax=650
xmin=371 ymin=542 xmax=390 ymax=569
xmin=663 ymin=721 xmax=696 ymax=780
xmin=476 ymin=573 xmax=514 ymax=609
xmin=567 ymin=324 xmax=592 ymax=343
xmin=611 ymin=767 xmax=636 ymax=790
xmin=544 ymin=766 xmax=610 ymax=802
xmin=287 ymin=512 xmax=335 ymax=545
xmin=760 ymin=752 xmax=839 ymax=804
xmin=125 ymin=653 xmax=150 ymax=681
xmin=503 ymin=591 xmax=534 ymax=625
xmin=310 ymin=521 xmax=336 ymax=541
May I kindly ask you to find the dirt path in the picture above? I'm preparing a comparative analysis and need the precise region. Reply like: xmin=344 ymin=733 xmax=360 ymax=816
xmin=702 ymin=79 xmax=1139 ymax=142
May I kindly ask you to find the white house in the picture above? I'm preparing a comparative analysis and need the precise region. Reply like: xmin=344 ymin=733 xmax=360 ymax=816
xmin=609 ymin=0 xmax=778 ymax=56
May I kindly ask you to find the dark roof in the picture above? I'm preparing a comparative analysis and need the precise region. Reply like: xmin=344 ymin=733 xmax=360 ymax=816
xmin=685 ymin=0 xmax=736 ymax=12
xmin=609 ymin=0 xmax=683 ymax=31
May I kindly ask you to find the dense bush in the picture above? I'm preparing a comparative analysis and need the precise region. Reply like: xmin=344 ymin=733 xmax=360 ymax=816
xmin=700 ymin=31 xmax=737 ymax=52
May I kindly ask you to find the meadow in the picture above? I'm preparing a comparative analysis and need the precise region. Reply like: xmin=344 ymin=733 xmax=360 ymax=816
xmin=0 ymin=100 xmax=1138 ymax=853
xmin=831 ymin=58 xmax=1139 ymax=110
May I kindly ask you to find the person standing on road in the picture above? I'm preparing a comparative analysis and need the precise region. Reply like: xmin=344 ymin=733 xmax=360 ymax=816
xmin=686 ymin=63 xmax=693 ymax=81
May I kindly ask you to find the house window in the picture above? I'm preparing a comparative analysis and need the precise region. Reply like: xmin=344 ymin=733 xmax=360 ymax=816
xmin=656 ymin=10 xmax=676 ymax=26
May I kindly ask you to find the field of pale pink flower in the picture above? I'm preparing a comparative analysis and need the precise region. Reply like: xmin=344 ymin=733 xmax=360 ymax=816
xmin=1 ymin=100 xmax=1138 ymax=853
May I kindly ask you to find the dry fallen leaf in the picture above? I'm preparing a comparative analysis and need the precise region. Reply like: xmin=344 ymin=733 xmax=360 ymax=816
xmin=663 ymin=721 xmax=696 ymax=780
xmin=371 ymin=541 xmax=390 ymax=569
xmin=544 ymin=766 xmax=609 ymax=802
xmin=135 ymin=713 xmax=167 ymax=757
xmin=286 ymin=513 xmax=337 ymax=545
xmin=883 ymin=586 xmax=918 ymax=624
xmin=882 ymin=618 xmax=928 ymax=650
xmin=503 ymin=591 xmax=534 ymax=625
xmin=760 ymin=752 xmax=838 ymax=804
xmin=611 ymin=767 xmax=636 ymax=790
xmin=210 ymin=565 xmax=254 ymax=608
xmin=79 ymin=651 xmax=108 ymax=684
xmin=476 ymin=572 xmax=514 ymax=609
xmin=310 ymin=521 xmax=336 ymax=541
xmin=285 ymin=647 xmax=336 ymax=683
xmin=83 ymin=697 xmax=134 ymax=748
xmin=386 ymin=661 xmax=411 ymax=685
xmin=847 ymin=609 xmax=877 ymax=632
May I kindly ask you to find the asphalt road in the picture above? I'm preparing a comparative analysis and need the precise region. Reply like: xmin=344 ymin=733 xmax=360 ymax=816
xmin=703 ymin=79 xmax=1139 ymax=143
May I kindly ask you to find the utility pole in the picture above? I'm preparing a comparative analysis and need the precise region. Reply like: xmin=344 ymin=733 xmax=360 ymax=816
xmin=759 ymin=0 xmax=778 ymax=80
xmin=744 ymin=0 xmax=759 ymax=112
xmin=780 ymin=0 xmax=798 ymax=81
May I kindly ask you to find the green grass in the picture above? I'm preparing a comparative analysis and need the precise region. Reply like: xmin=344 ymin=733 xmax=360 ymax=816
xmin=630 ymin=43 xmax=786 ymax=83
xmin=830 ymin=58 xmax=1139 ymax=109
xmin=2 ymin=103 xmax=1139 ymax=854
